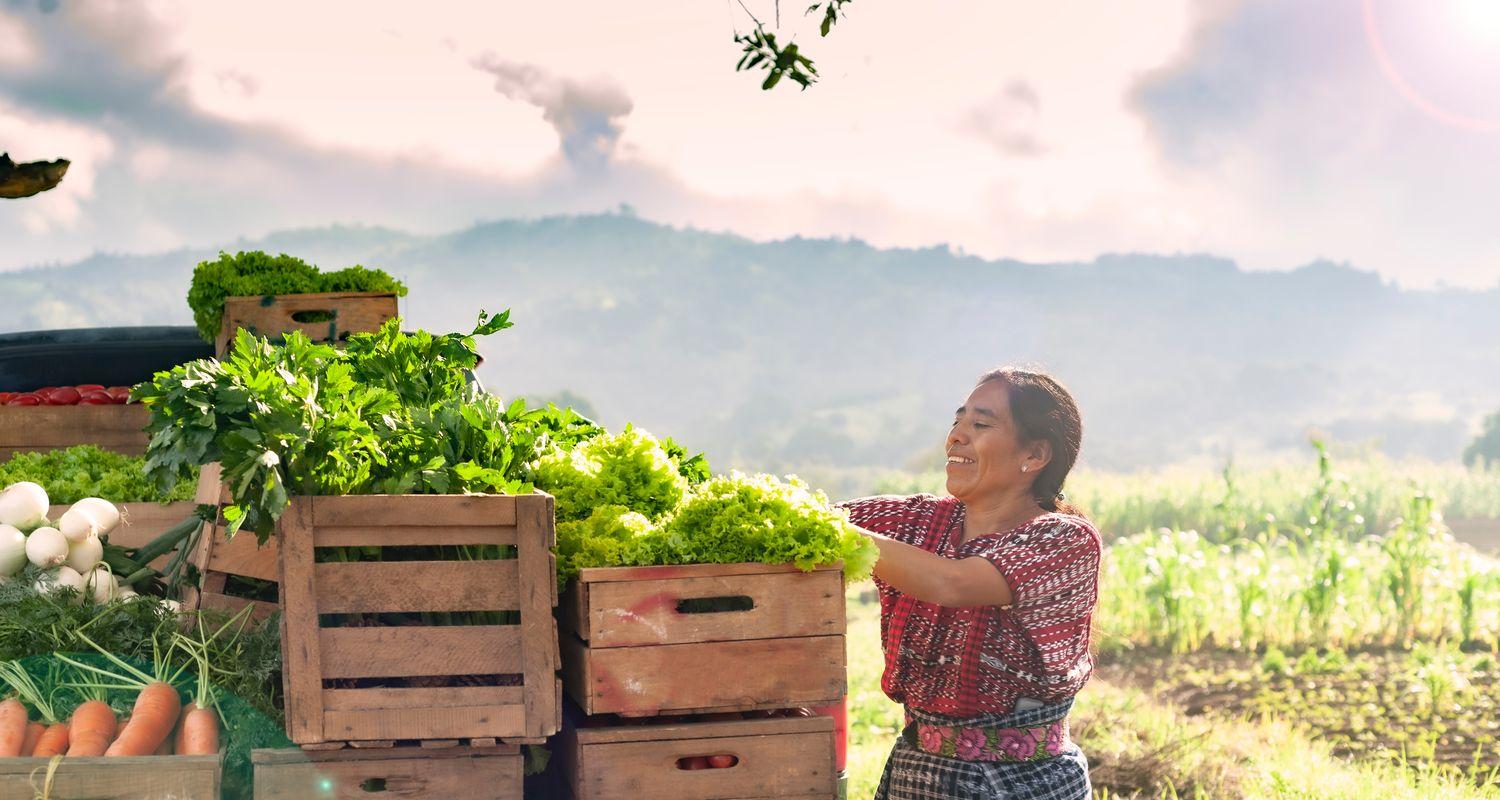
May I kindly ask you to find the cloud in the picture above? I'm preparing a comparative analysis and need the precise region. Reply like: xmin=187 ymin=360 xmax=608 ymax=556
xmin=471 ymin=53 xmax=633 ymax=171
xmin=961 ymin=80 xmax=1046 ymax=156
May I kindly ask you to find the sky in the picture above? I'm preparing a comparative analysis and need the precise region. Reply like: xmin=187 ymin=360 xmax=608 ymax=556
xmin=2 ymin=0 xmax=1500 ymax=288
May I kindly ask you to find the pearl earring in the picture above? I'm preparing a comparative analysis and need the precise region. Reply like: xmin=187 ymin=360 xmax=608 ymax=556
xmin=1021 ymin=465 xmax=1029 ymax=473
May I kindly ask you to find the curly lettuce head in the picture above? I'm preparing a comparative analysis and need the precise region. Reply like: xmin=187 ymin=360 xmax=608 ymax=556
xmin=533 ymin=425 xmax=688 ymax=523
xmin=554 ymin=504 xmax=668 ymax=587
xmin=663 ymin=472 xmax=877 ymax=581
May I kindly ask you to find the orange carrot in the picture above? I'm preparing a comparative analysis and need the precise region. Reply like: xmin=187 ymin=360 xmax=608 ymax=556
xmin=20 ymin=721 xmax=45 ymax=756
xmin=178 ymin=705 xmax=218 ymax=756
xmin=172 ymin=702 xmax=196 ymax=755
xmin=66 ymin=699 xmax=117 ymax=756
xmin=0 ymin=697 xmax=27 ymax=757
xmin=105 ymin=682 xmax=180 ymax=756
xmin=32 ymin=722 xmax=69 ymax=757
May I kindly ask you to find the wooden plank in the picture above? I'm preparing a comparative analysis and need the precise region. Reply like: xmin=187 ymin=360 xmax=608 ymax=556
xmin=310 ymin=493 xmax=517 ymax=528
xmin=205 ymin=526 xmax=279 ymax=581
xmin=568 ymin=635 xmax=846 ymax=716
xmin=571 ymin=730 xmax=835 ymax=800
xmin=559 ymin=634 xmax=591 ymax=716
xmin=255 ymin=744 xmax=519 ymax=764
xmin=320 ymin=625 xmax=523 ymax=678
xmin=314 ymin=560 xmax=519 ymax=613
xmin=348 ymin=740 xmax=396 ymax=748
xmin=323 ymin=703 xmax=529 ymax=741
xmin=253 ymin=746 xmax=521 ymax=800
xmin=0 ymin=754 xmax=220 ymax=800
xmin=576 ymin=561 xmax=840 ymax=584
xmin=0 ymin=404 xmax=151 ymax=449
xmin=279 ymin=498 xmax=327 ymax=743
xmin=323 ymin=686 xmax=525 ymax=712
xmin=196 ymin=592 xmax=278 ymax=623
xmin=518 ymin=493 xmax=560 ymax=738
xmin=560 ymin=578 xmax=590 ymax=641
xmin=313 ymin=524 xmax=518 ymax=548
xmin=574 ymin=714 xmax=832 ymax=746
xmin=217 ymin=291 xmax=398 ymax=354
xmin=580 ymin=569 xmax=843 ymax=648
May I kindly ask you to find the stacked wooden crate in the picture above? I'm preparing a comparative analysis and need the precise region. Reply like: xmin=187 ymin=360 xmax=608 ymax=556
xmin=556 ymin=562 xmax=844 ymax=799
xmin=0 ymin=403 xmax=150 ymax=462
xmin=0 ymin=755 xmax=221 ymax=800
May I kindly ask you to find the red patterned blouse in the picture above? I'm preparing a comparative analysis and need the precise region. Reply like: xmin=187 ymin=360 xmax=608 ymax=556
xmin=841 ymin=494 xmax=1102 ymax=717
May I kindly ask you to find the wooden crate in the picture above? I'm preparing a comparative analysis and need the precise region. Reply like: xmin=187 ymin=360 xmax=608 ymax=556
xmin=46 ymin=500 xmax=199 ymax=571
xmin=217 ymin=291 xmax=399 ymax=354
xmin=179 ymin=462 xmax=282 ymax=622
xmin=558 ymin=713 xmax=836 ymax=800
xmin=558 ymin=563 xmax=846 ymax=716
xmin=279 ymin=493 xmax=561 ymax=745
xmin=0 ymin=754 xmax=220 ymax=799
xmin=253 ymin=744 xmax=521 ymax=799
xmin=0 ymin=403 xmax=150 ymax=461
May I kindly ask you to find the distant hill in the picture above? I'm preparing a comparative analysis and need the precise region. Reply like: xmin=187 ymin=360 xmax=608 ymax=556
xmin=5 ymin=213 xmax=1497 ymax=492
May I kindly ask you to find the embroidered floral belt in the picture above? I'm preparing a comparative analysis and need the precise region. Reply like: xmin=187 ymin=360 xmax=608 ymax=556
xmin=905 ymin=712 xmax=1070 ymax=762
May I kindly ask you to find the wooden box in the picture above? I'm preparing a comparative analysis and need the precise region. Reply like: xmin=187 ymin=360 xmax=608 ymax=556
xmin=0 ymin=754 xmax=220 ymax=799
xmin=558 ymin=713 xmax=837 ymax=800
xmin=178 ymin=462 xmax=281 ymax=621
xmin=279 ymin=493 xmax=561 ymax=745
xmin=253 ymin=744 xmax=521 ymax=799
xmin=558 ymin=563 xmax=846 ymax=716
xmin=217 ymin=291 xmax=399 ymax=354
xmin=0 ymin=403 xmax=150 ymax=462
xmin=47 ymin=500 xmax=200 ymax=571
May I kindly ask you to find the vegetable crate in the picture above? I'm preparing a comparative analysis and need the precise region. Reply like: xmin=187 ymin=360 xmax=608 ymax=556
xmin=0 ymin=754 xmax=221 ymax=799
xmin=558 ymin=563 xmax=846 ymax=716
xmin=557 ymin=710 xmax=837 ymax=800
xmin=253 ymin=743 xmax=521 ymax=799
xmin=0 ymin=403 xmax=150 ymax=461
xmin=179 ymin=463 xmax=282 ymax=622
xmin=278 ymin=493 xmax=561 ymax=745
xmin=216 ymin=291 xmax=400 ymax=355
xmin=46 ymin=500 xmax=198 ymax=571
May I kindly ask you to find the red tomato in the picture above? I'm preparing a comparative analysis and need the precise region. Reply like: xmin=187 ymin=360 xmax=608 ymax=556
xmin=106 ymin=386 xmax=133 ymax=403
xmin=79 ymin=391 xmax=115 ymax=405
xmin=707 ymin=755 xmax=738 ymax=769
xmin=32 ymin=386 xmax=56 ymax=395
xmin=45 ymin=387 xmax=82 ymax=405
xmin=677 ymin=757 xmax=711 ymax=771
xmin=74 ymin=384 xmax=105 ymax=392
xmin=6 ymin=394 xmax=42 ymax=406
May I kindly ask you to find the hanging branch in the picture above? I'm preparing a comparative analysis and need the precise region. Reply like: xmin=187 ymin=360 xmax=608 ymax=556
xmin=732 ymin=0 xmax=854 ymax=91
xmin=0 ymin=153 xmax=70 ymax=199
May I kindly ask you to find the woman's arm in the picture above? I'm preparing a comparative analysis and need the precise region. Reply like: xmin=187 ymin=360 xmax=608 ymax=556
xmin=863 ymin=528 xmax=1013 ymax=608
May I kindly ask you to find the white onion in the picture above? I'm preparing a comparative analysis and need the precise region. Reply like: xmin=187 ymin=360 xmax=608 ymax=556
xmin=24 ymin=526 xmax=69 ymax=568
xmin=58 ymin=506 xmax=104 ymax=544
xmin=0 ymin=482 xmax=50 ymax=529
xmin=65 ymin=534 xmax=104 ymax=574
xmin=116 ymin=586 xmax=138 ymax=601
xmin=86 ymin=566 xmax=118 ymax=604
xmin=35 ymin=565 xmax=86 ymax=602
xmin=69 ymin=498 xmax=121 ymax=535
xmin=0 ymin=524 xmax=26 ymax=576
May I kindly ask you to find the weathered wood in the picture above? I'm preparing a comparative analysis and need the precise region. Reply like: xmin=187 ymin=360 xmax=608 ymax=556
xmin=313 ymin=560 xmax=519 ymax=613
xmin=182 ymin=462 xmax=283 ymax=618
xmin=0 ymin=754 xmax=220 ymax=800
xmin=576 ymin=562 xmax=841 ymax=583
xmin=216 ymin=291 xmax=399 ymax=355
xmin=566 ymin=635 xmax=846 ymax=715
xmin=278 ymin=493 xmax=558 ymax=745
xmin=0 ymin=403 xmax=150 ymax=457
xmin=320 ymin=625 xmax=522 ymax=678
xmin=564 ymin=715 xmax=835 ymax=800
xmin=253 ymin=744 xmax=521 ymax=800
xmin=574 ymin=569 xmax=843 ymax=648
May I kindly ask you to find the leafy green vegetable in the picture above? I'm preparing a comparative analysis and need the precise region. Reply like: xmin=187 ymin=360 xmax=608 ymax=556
xmin=554 ymin=504 xmax=667 ymax=587
xmin=0 ymin=445 xmax=197 ymax=504
xmin=136 ymin=313 xmax=597 ymax=543
xmin=533 ymin=425 xmax=690 ymax=523
xmin=186 ymin=250 xmax=409 ymax=342
xmin=662 ymin=472 xmax=878 ymax=581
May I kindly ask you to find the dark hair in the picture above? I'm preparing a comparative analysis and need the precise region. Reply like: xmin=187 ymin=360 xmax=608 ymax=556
xmin=977 ymin=367 xmax=1086 ymax=518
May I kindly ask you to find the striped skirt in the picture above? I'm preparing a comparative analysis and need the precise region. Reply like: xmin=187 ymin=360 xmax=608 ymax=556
xmin=874 ymin=699 xmax=1090 ymax=800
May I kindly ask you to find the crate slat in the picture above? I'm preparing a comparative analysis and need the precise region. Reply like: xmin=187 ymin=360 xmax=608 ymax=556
xmin=320 ymin=625 xmax=523 ymax=678
xmin=281 ymin=499 xmax=327 ymax=744
xmin=323 ymin=703 xmax=529 ymax=742
xmin=310 ymin=494 xmax=517 ymax=528
xmin=253 ymin=744 xmax=520 ymax=800
xmin=0 ymin=754 xmax=220 ymax=800
xmin=579 ymin=569 xmax=843 ymax=647
xmin=322 ymin=686 xmax=525 ymax=711
xmin=217 ymin=291 xmax=398 ymax=355
xmin=518 ymin=493 xmax=561 ymax=738
xmin=313 ymin=524 xmax=518 ymax=548
xmin=314 ymin=560 xmax=519 ymax=614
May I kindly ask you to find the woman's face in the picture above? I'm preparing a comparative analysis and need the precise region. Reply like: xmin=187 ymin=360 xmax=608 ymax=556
xmin=945 ymin=380 xmax=1041 ymax=503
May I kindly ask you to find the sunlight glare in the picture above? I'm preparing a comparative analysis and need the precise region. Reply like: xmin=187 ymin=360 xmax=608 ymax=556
xmin=1453 ymin=0 xmax=1500 ymax=41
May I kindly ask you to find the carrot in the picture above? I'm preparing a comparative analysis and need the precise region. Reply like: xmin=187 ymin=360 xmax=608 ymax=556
xmin=66 ymin=699 xmax=116 ymax=756
xmin=105 ymin=681 xmax=180 ymax=756
xmin=178 ymin=704 xmax=218 ymax=755
xmin=0 ymin=697 xmax=27 ymax=756
xmin=172 ymin=702 xmax=195 ymax=755
xmin=32 ymin=722 xmax=69 ymax=757
xmin=20 ymin=720 xmax=45 ymax=756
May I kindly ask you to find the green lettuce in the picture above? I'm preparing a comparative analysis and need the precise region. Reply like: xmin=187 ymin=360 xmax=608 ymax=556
xmin=532 ymin=425 xmax=689 ymax=523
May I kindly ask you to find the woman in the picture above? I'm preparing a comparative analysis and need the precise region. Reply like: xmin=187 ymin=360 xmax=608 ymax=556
xmin=843 ymin=367 xmax=1100 ymax=799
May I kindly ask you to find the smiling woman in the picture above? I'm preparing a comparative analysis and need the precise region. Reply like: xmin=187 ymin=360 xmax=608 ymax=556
xmin=840 ymin=367 xmax=1100 ymax=800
